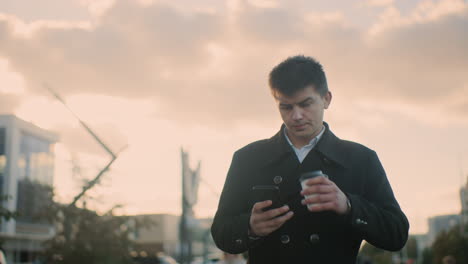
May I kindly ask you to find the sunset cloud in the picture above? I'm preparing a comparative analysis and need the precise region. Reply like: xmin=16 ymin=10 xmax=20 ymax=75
xmin=363 ymin=0 xmax=395 ymax=7
xmin=0 ymin=0 xmax=466 ymax=128
xmin=0 ymin=93 xmax=20 ymax=113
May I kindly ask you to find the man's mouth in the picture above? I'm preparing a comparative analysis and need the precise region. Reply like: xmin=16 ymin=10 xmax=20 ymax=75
xmin=293 ymin=124 xmax=306 ymax=129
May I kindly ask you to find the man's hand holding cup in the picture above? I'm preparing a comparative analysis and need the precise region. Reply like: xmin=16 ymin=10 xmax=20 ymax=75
xmin=299 ymin=170 xmax=350 ymax=215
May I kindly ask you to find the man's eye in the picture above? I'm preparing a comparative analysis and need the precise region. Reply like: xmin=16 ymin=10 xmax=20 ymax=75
xmin=280 ymin=105 xmax=292 ymax=110
xmin=299 ymin=103 xmax=311 ymax=108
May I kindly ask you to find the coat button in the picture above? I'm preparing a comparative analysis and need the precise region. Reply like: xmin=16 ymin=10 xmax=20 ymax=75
xmin=235 ymin=239 xmax=243 ymax=245
xmin=356 ymin=218 xmax=367 ymax=225
xmin=280 ymin=234 xmax=290 ymax=244
xmin=273 ymin=175 xmax=283 ymax=184
xmin=309 ymin=234 xmax=320 ymax=244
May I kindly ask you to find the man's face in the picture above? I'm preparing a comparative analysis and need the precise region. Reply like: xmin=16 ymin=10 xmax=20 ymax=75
xmin=274 ymin=85 xmax=332 ymax=147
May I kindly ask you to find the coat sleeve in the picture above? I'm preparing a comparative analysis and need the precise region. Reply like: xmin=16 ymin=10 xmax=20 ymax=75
xmin=211 ymin=151 xmax=260 ymax=254
xmin=347 ymin=150 xmax=409 ymax=251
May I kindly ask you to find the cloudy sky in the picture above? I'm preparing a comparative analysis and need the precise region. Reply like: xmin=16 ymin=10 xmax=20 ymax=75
xmin=1 ymin=0 xmax=467 ymax=234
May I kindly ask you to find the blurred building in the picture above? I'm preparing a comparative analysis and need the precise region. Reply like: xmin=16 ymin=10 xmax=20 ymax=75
xmin=427 ymin=214 xmax=461 ymax=245
xmin=411 ymin=234 xmax=429 ymax=254
xmin=0 ymin=115 xmax=58 ymax=264
xmin=193 ymin=217 xmax=222 ymax=262
xmin=461 ymin=176 xmax=468 ymax=235
xmin=128 ymin=214 xmax=221 ymax=263
xmin=129 ymin=214 xmax=181 ymax=258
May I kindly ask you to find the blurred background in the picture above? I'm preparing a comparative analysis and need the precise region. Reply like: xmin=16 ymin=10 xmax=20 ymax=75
xmin=0 ymin=0 xmax=467 ymax=263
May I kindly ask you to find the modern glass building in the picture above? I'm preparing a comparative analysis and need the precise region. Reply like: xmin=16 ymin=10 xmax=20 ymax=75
xmin=0 ymin=115 xmax=58 ymax=264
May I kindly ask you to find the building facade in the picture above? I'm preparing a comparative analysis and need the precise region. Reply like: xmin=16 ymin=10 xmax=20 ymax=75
xmin=427 ymin=214 xmax=461 ymax=246
xmin=130 ymin=214 xmax=181 ymax=258
xmin=0 ymin=115 xmax=58 ymax=264
xmin=129 ymin=214 xmax=221 ymax=263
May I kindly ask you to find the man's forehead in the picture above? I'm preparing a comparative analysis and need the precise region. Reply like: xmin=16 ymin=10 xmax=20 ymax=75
xmin=273 ymin=86 xmax=319 ymax=104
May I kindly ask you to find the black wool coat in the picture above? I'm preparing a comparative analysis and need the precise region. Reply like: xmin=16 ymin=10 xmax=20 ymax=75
xmin=211 ymin=123 xmax=409 ymax=264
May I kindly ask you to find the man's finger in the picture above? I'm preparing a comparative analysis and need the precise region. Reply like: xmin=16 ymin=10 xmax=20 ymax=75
xmin=306 ymin=201 xmax=338 ymax=212
xmin=304 ymin=176 xmax=329 ymax=186
xmin=250 ymin=208 xmax=293 ymax=237
xmin=266 ymin=211 xmax=294 ymax=228
xmin=262 ymin=205 xmax=289 ymax=218
xmin=301 ymin=184 xmax=334 ymax=196
xmin=252 ymin=200 xmax=272 ymax=213
xmin=302 ymin=193 xmax=336 ymax=204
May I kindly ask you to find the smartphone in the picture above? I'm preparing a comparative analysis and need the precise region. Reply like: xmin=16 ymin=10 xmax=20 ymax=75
xmin=251 ymin=185 xmax=282 ymax=211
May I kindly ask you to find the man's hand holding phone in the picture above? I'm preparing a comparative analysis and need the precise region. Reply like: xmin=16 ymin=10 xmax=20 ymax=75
xmin=249 ymin=185 xmax=294 ymax=237
xmin=249 ymin=201 xmax=293 ymax=237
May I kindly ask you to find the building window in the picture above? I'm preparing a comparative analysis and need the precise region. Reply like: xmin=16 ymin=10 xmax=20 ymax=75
xmin=17 ymin=132 xmax=54 ymax=185
xmin=16 ymin=178 xmax=53 ymax=224
xmin=16 ymin=131 xmax=54 ymax=224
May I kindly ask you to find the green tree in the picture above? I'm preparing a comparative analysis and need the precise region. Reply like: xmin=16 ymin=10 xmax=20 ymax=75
xmin=0 ymin=194 xmax=18 ymax=246
xmin=42 ymin=204 xmax=135 ymax=264
xmin=421 ymin=247 xmax=433 ymax=264
xmin=431 ymin=223 xmax=468 ymax=264
xmin=406 ymin=236 xmax=418 ymax=261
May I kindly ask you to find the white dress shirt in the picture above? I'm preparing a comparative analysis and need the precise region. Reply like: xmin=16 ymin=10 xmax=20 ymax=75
xmin=283 ymin=125 xmax=325 ymax=163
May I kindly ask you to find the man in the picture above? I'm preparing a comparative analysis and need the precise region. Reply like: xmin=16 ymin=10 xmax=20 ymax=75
xmin=211 ymin=55 xmax=409 ymax=263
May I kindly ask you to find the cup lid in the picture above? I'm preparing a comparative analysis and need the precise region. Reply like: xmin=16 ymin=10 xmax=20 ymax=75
xmin=299 ymin=170 xmax=323 ymax=181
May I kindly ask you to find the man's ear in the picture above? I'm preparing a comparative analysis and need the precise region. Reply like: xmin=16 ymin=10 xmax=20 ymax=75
xmin=324 ymin=91 xmax=332 ymax=109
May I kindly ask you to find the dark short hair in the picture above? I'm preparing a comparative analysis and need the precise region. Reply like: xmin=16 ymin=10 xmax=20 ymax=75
xmin=269 ymin=55 xmax=328 ymax=97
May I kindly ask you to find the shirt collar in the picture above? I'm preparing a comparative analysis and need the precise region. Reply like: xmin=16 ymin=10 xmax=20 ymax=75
xmin=283 ymin=125 xmax=325 ymax=150
xmin=260 ymin=122 xmax=347 ymax=169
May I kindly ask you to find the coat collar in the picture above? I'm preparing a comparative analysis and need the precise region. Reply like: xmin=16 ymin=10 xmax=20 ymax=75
xmin=262 ymin=122 xmax=347 ymax=168
xmin=314 ymin=122 xmax=348 ymax=168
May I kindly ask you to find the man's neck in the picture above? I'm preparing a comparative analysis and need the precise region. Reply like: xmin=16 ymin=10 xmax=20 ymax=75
xmin=288 ymin=134 xmax=311 ymax=149
xmin=285 ymin=126 xmax=324 ymax=149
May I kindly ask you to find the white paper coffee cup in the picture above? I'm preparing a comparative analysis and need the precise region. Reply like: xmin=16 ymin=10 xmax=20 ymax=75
xmin=299 ymin=170 xmax=328 ymax=209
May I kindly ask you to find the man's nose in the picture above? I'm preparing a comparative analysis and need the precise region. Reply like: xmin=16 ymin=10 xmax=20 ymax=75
xmin=291 ymin=107 xmax=303 ymax=120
